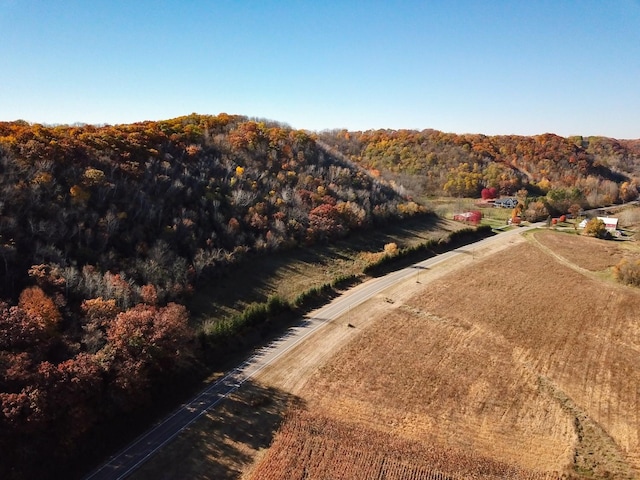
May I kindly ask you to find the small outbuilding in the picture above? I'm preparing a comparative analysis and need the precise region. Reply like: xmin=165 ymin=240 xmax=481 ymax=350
xmin=453 ymin=210 xmax=482 ymax=224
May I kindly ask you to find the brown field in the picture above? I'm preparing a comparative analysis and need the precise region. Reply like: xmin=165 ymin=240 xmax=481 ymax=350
xmin=532 ymin=229 xmax=631 ymax=272
xmin=246 ymin=231 xmax=640 ymax=480
xmin=248 ymin=410 xmax=557 ymax=480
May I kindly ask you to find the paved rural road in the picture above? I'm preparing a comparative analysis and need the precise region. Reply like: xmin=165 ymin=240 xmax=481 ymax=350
xmin=84 ymin=224 xmax=540 ymax=480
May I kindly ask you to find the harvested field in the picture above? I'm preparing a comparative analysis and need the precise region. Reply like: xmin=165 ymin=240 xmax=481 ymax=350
xmin=533 ymin=229 xmax=629 ymax=272
xmin=247 ymin=231 xmax=640 ymax=480
xmin=249 ymin=410 xmax=557 ymax=480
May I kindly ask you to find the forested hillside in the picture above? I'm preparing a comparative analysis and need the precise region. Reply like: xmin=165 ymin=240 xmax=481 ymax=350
xmin=319 ymin=129 xmax=640 ymax=209
xmin=0 ymin=114 xmax=424 ymax=479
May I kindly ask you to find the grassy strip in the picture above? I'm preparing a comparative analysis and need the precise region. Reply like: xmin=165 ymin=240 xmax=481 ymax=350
xmin=200 ymin=275 xmax=360 ymax=356
xmin=538 ymin=376 xmax=636 ymax=478
xmin=198 ymin=227 xmax=491 ymax=362
xmin=363 ymin=225 xmax=494 ymax=276
xmin=187 ymin=213 xmax=447 ymax=321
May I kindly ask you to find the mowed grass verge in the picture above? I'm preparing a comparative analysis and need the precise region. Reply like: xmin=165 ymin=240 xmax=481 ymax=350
xmin=248 ymin=230 xmax=640 ymax=479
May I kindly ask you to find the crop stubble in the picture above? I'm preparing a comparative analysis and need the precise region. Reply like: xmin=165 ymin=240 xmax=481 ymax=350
xmin=248 ymin=231 xmax=640 ymax=479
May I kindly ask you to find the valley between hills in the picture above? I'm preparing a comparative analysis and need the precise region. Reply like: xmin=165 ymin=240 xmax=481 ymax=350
xmin=2 ymin=115 xmax=640 ymax=479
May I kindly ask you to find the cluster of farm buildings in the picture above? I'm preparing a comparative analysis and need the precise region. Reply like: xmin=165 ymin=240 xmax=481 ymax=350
xmin=453 ymin=197 xmax=621 ymax=234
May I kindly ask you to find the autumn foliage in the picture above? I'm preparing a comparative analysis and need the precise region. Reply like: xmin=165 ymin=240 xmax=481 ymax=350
xmin=319 ymin=129 xmax=640 ymax=205
xmin=2 ymin=114 xmax=638 ymax=477
xmin=481 ymin=187 xmax=498 ymax=200
xmin=583 ymin=218 xmax=608 ymax=238
xmin=18 ymin=286 xmax=61 ymax=333
xmin=103 ymin=303 xmax=192 ymax=408
xmin=0 ymin=114 xmax=425 ymax=478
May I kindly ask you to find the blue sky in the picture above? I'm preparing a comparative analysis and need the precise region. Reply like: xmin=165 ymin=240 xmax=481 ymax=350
xmin=2 ymin=0 xmax=639 ymax=138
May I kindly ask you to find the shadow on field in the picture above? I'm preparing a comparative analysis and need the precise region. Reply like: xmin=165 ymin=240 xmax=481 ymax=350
xmin=187 ymin=214 xmax=449 ymax=319
xmin=130 ymin=380 xmax=303 ymax=480
xmin=363 ymin=225 xmax=495 ymax=277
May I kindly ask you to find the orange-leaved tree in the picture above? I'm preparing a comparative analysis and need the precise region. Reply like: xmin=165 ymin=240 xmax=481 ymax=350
xmin=103 ymin=303 xmax=193 ymax=408
xmin=18 ymin=286 xmax=61 ymax=334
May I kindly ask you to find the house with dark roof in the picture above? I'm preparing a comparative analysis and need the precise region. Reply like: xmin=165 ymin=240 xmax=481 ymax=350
xmin=493 ymin=197 xmax=518 ymax=208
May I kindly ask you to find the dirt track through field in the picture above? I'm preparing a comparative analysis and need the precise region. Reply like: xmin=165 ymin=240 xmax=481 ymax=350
xmin=246 ymin=231 xmax=640 ymax=479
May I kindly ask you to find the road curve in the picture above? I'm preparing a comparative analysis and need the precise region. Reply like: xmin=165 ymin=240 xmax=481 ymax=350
xmin=83 ymin=224 xmax=540 ymax=480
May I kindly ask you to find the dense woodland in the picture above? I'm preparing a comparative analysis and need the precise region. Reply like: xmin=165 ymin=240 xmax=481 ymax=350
xmin=2 ymin=114 xmax=640 ymax=478
xmin=0 ymin=114 xmax=423 ymax=478
xmin=319 ymin=129 xmax=640 ymax=216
